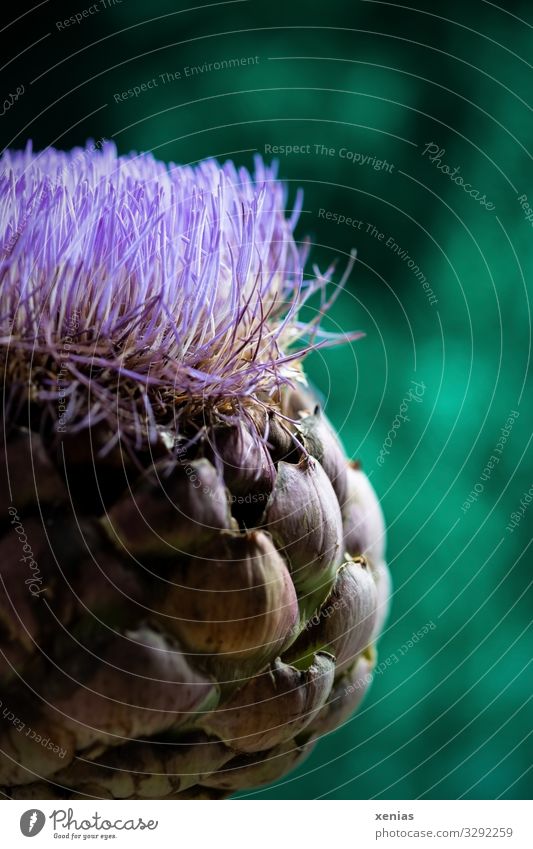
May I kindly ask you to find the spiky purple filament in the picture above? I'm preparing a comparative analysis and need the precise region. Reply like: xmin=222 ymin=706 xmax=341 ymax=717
xmin=0 ymin=142 xmax=358 ymax=437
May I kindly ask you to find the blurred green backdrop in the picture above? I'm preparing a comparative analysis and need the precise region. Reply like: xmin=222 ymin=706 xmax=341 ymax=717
xmin=1 ymin=0 xmax=531 ymax=799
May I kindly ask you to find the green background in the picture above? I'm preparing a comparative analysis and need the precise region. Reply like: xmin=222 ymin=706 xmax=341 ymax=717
xmin=2 ymin=0 xmax=531 ymax=799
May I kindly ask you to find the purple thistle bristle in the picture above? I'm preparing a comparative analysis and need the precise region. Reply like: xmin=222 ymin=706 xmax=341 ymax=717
xmin=0 ymin=141 xmax=359 ymax=442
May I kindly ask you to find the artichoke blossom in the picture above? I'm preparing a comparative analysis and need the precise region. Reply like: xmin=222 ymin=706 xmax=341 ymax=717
xmin=0 ymin=142 xmax=389 ymax=799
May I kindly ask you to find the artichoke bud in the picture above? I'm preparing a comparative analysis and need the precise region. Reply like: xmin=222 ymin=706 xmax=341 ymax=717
xmin=296 ymin=406 xmax=348 ymax=506
xmin=264 ymin=456 xmax=344 ymax=597
xmin=40 ymin=627 xmax=219 ymax=751
xmin=201 ymin=651 xmax=335 ymax=753
xmin=0 ymin=517 xmax=47 ymax=668
xmin=155 ymin=530 xmax=298 ymax=672
xmin=284 ymin=558 xmax=378 ymax=673
xmin=305 ymin=649 xmax=375 ymax=739
xmin=0 ymin=141 xmax=387 ymax=798
xmin=103 ymin=457 xmax=236 ymax=559
xmin=342 ymin=463 xmax=386 ymax=567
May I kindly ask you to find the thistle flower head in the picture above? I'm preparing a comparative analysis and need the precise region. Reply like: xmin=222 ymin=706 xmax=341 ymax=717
xmin=0 ymin=141 xmax=357 ymax=442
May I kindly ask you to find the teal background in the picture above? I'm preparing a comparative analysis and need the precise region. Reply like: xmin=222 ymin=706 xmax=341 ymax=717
xmin=2 ymin=0 xmax=531 ymax=799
